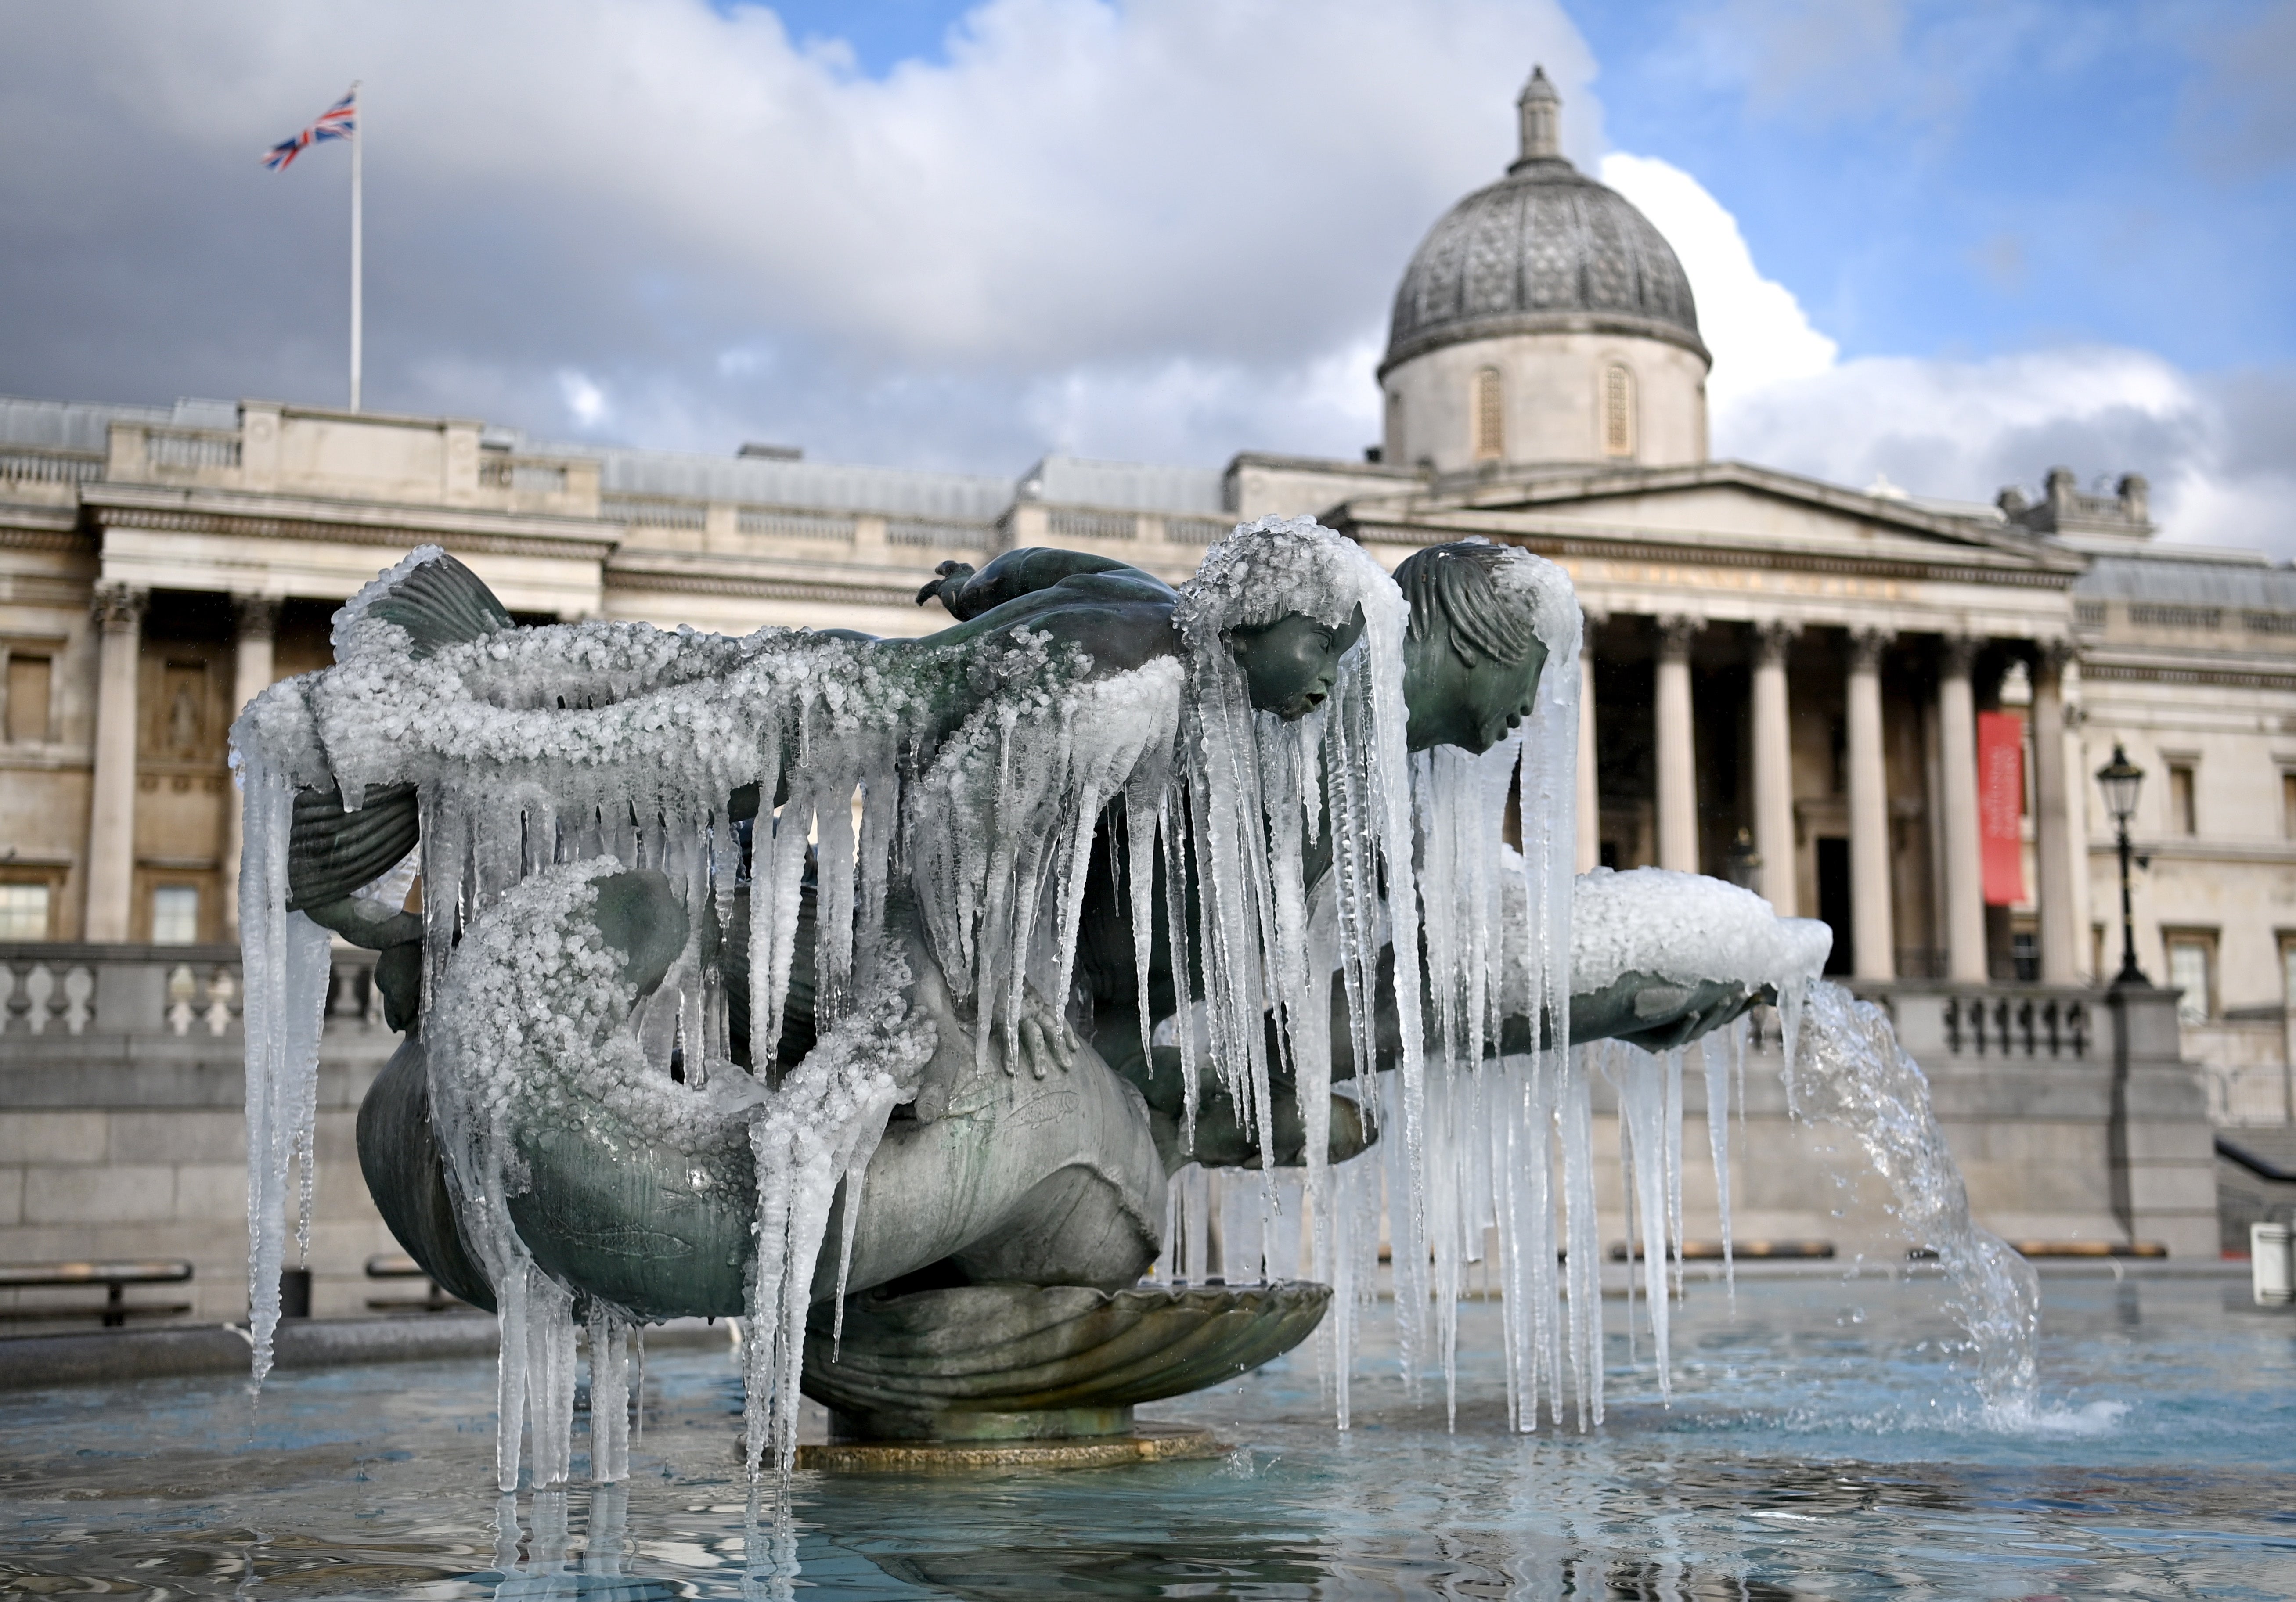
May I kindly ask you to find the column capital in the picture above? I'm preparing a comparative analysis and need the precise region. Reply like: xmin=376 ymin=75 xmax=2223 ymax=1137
xmin=1654 ymin=613 xmax=1704 ymax=661
xmin=90 ymin=582 xmax=147 ymax=634
xmin=232 ymin=592 xmax=281 ymax=639
xmin=1845 ymin=625 xmax=1893 ymax=672
xmin=2029 ymin=636 xmax=2078 ymax=674
xmin=1937 ymin=632 xmax=1982 ymax=675
xmin=1751 ymin=618 xmax=1800 ymax=666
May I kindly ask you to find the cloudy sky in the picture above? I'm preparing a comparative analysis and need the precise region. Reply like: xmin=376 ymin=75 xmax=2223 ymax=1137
xmin=1 ymin=0 xmax=2291 ymax=547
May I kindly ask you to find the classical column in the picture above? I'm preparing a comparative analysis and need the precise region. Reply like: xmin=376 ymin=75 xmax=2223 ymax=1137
xmin=1654 ymin=615 xmax=1701 ymax=873
xmin=1936 ymin=634 xmax=1988 ymax=982
xmin=2030 ymin=641 xmax=2078 ymax=983
xmin=2063 ymin=689 xmax=2094 ymax=982
xmin=83 ymin=582 xmax=148 ymax=943
xmin=220 ymin=595 xmax=280 ymax=935
xmin=1749 ymin=621 xmax=1798 ymax=914
xmin=1845 ymin=627 xmax=1895 ymax=980
xmin=1575 ymin=623 xmax=1600 ymax=873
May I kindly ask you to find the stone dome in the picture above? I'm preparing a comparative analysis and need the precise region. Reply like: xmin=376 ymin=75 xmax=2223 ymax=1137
xmin=1381 ymin=70 xmax=1706 ymax=378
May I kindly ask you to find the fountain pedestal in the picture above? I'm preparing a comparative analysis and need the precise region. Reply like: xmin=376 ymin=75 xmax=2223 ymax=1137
xmin=789 ymin=1279 xmax=1326 ymax=1469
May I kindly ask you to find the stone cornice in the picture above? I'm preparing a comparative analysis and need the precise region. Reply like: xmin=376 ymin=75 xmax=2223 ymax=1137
xmin=1342 ymin=504 xmax=2081 ymax=593
xmin=1380 ymin=310 xmax=1712 ymax=378
xmin=2087 ymin=837 xmax=2296 ymax=866
xmin=0 ymin=512 xmax=90 ymax=553
xmin=79 ymin=484 xmax=619 ymax=562
xmin=2079 ymin=657 xmax=2296 ymax=693
xmin=1342 ymin=458 xmax=2083 ymax=572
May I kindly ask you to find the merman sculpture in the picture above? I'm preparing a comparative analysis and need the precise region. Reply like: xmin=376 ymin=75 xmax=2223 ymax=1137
xmin=238 ymin=518 xmax=1824 ymax=1486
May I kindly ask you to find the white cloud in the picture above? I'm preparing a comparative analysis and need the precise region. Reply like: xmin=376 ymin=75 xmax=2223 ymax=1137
xmin=556 ymin=369 xmax=610 ymax=429
xmin=1599 ymin=149 xmax=2296 ymax=555
xmin=0 ymin=0 xmax=1591 ymax=469
xmin=1599 ymin=152 xmax=1836 ymax=405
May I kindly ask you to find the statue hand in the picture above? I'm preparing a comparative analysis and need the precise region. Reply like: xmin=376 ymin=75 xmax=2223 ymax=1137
xmin=1585 ymin=973 xmax=1762 ymax=1054
xmin=1016 ymin=1012 xmax=1078 ymax=1080
xmin=915 ymin=560 xmax=976 ymax=614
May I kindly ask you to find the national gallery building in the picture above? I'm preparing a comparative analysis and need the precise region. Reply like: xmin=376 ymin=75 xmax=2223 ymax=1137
xmin=2 ymin=71 xmax=2291 ymax=1286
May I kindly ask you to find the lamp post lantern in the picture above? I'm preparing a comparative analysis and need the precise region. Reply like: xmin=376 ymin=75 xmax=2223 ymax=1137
xmin=2095 ymin=743 xmax=2148 ymax=986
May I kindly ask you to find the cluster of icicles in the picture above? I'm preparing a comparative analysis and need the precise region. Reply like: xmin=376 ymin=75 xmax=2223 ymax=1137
xmin=235 ymin=529 xmax=2038 ymax=1505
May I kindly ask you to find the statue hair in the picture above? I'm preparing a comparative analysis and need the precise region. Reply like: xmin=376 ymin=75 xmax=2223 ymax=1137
xmin=1396 ymin=539 xmax=1543 ymax=666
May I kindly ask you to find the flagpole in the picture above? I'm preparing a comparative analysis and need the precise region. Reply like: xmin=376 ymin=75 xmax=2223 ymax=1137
xmin=349 ymin=80 xmax=363 ymax=412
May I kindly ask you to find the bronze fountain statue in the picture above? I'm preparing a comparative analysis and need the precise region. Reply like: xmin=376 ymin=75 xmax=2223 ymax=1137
xmin=241 ymin=519 xmax=1794 ymax=1484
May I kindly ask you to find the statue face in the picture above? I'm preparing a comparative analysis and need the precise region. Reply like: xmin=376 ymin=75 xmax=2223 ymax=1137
xmin=1403 ymin=626 xmax=1549 ymax=754
xmin=1226 ymin=605 xmax=1366 ymax=720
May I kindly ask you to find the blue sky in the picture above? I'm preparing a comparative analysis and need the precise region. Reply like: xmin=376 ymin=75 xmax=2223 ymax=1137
xmin=1 ymin=0 xmax=2291 ymax=545
xmin=1577 ymin=1 xmax=2295 ymax=373
xmin=739 ymin=0 xmax=2296 ymax=374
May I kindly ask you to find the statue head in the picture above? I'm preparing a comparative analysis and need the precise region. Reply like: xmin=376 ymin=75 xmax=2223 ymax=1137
xmin=1176 ymin=516 xmax=1398 ymax=723
xmin=1225 ymin=606 xmax=1366 ymax=719
xmin=1396 ymin=540 xmax=1574 ymax=753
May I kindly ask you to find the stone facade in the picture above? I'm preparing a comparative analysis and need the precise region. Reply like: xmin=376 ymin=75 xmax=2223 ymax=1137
xmin=0 ymin=67 xmax=2276 ymax=1318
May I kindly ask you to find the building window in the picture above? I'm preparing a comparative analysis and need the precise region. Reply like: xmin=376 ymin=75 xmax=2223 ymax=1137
xmin=2282 ymin=772 xmax=2296 ymax=838
xmin=2167 ymin=762 xmax=2196 ymax=836
xmin=0 ymin=883 xmax=51 ymax=939
xmin=2282 ymin=933 xmax=2296 ymax=1013
xmin=1472 ymin=367 xmax=1504 ymax=461
xmin=2010 ymin=928 xmax=2040 ymax=983
xmin=151 ymin=885 xmax=200 ymax=945
xmin=1602 ymin=364 xmax=1635 ymax=457
xmin=5 ymin=654 xmax=51 ymax=744
xmin=2164 ymin=930 xmax=2215 ymax=1024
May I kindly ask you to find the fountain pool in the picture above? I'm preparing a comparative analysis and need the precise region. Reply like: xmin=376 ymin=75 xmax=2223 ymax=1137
xmin=5 ymin=1267 xmax=2288 ymax=1599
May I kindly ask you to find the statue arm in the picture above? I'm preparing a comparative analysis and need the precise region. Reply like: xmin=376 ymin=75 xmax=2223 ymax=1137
xmin=916 ymin=548 xmax=1168 ymax=620
xmin=284 ymin=781 xmax=426 ymax=1030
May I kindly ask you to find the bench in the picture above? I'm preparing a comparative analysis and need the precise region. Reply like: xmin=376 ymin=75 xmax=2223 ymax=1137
xmin=365 ymin=1253 xmax=469 ymax=1313
xmin=0 ymin=1261 xmax=194 ymax=1327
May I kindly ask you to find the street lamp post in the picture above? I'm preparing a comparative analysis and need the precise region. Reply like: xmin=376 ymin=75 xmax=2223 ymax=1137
xmin=2095 ymin=743 xmax=2148 ymax=986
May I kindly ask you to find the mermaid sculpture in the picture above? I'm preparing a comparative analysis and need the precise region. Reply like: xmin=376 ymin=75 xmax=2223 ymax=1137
xmin=243 ymin=519 xmax=1813 ymax=1482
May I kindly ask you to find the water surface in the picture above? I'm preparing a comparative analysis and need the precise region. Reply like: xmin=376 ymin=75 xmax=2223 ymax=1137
xmin=4 ymin=1270 xmax=2291 ymax=1598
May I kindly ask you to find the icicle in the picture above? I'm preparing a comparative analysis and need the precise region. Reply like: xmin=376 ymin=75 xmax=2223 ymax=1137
xmin=1559 ymin=1045 xmax=1602 ymax=1428
xmin=588 ymin=1306 xmax=630 ymax=1484
xmin=526 ymin=1268 xmax=579 ymax=1489
xmin=232 ymin=732 xmax=332 ymax=1391
xmin=1610 ymin=1043 xmax=1673 ymax=1400
xmin=1665 ymin=1044 xmax=1685 ymax=1290
xmin=631 ymin=1327 xmax=646 ymax=1444
xmin=495 ymin=1262 xmax=530 ymax=1494
xmin=1703 ymin=1028 xmax=1735 ymax=1301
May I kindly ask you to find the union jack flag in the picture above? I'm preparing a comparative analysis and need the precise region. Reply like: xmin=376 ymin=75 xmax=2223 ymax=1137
xmin=262 ymin=87 xmax=357 ymax=171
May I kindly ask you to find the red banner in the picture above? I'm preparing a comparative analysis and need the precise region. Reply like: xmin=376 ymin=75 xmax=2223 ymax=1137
xmin=1978 ymin=711 xmax=2026 ymax=906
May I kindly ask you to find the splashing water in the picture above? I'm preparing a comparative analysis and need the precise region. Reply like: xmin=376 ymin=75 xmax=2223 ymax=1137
xmin=1785 ymin=980 xmax=2042 ymax=1417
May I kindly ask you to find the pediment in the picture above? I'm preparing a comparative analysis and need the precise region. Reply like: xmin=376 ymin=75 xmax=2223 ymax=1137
xmin=1336 ymin=460 xmax=2083 ymax=578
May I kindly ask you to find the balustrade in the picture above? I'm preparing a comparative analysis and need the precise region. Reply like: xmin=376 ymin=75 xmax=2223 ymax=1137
xmin=1850 ymin=981 xmax=2094 ymax=1065
xmin=0 ymin=945 xmax=382 ymax=1042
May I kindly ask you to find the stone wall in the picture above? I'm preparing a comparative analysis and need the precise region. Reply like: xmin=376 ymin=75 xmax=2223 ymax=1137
xmin=0 ymin=950 xmax=2222 ymax=1338
xmin=0 ymin=944 xmax=399 ymax=1328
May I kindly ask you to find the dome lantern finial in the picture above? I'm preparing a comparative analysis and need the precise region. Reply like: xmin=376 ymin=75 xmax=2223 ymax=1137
xmin=1517 ymin=65 xmax=1562 ymax=164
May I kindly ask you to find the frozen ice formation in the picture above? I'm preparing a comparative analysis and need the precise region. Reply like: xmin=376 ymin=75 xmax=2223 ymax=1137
xmin=234 ymin=529 xmax=2037 ymax=1500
